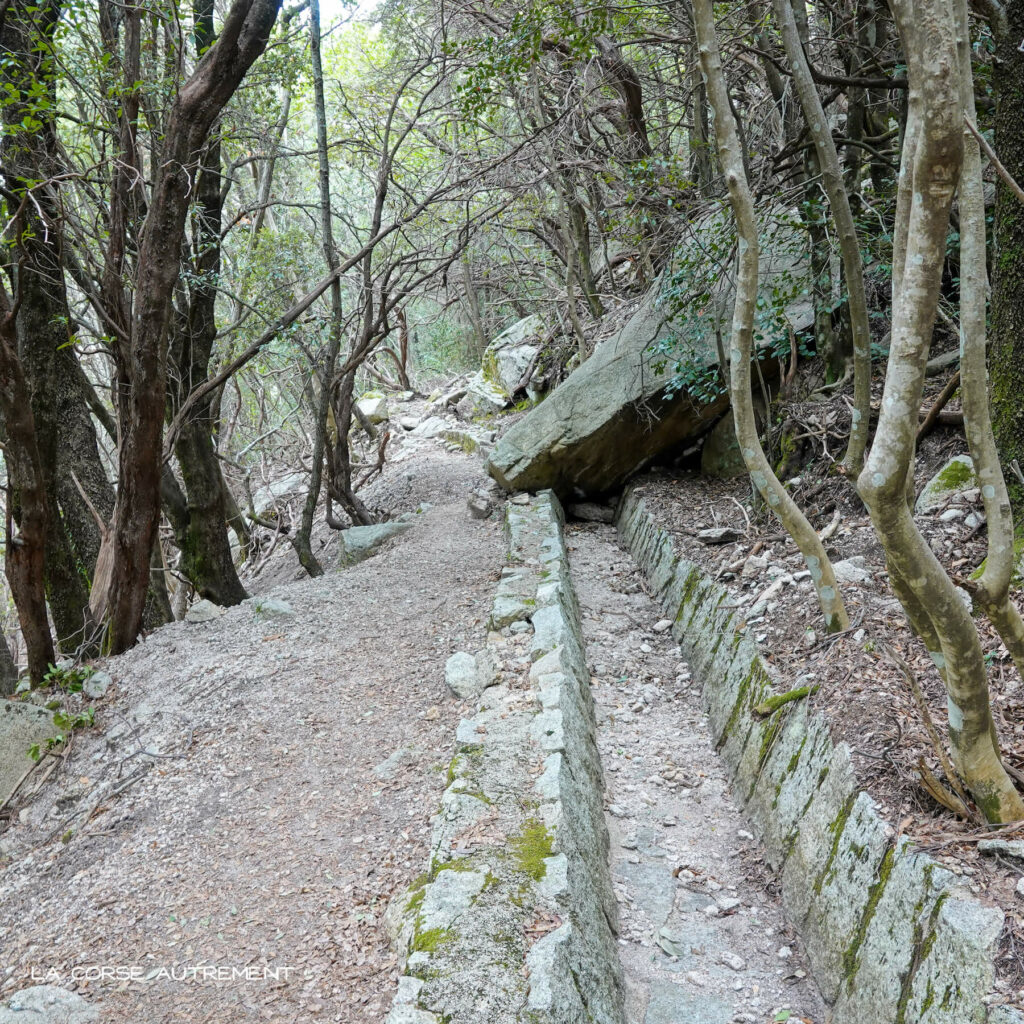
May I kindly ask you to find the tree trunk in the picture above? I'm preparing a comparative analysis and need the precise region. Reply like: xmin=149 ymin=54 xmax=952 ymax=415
xmin=164 ymin=0 xmax=249 ymax=608
xmin=858 ymin=0 xmax=1023 ymax=823
xmin=290 ymin=0 xmax=338 ymax=576
xmin=990 ymin=0 xmax=1024 ymax=493
xmin=773 ymin=0 xmax=871 ymax=473
xmin=0 ymin=310 xmax=56 ymax=683
xmin=953 ymin=0 xmax=1024 ymax=678
xmin=693 ymin=0 xmax=849 ymax=634
xmin=1 ymin=0 xmax=100 ymax=653
xmin=0 ymin=630 xmax=17 ymax=696
xmin=105 ymin=0 xmax=280 ymax=653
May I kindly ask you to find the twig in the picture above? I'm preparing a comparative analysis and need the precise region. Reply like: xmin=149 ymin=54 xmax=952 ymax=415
xmin=0 ymin=759 xmax=44 ymax=815
xmin=884 ymin=642 xmax=981 ymax=823
xmin=966 ymin=115 xmax=1024 ymax=205
xmin=916 ymin=370 xmax=961 ymax=443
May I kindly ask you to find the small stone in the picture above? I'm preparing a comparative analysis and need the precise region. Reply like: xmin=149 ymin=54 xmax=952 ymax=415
xmin=621 ymin=836 xmax=638 ymax=850
xmin=742 ymin=555 xmax=769 ymax=578
xmin=777 ymin=945 xmax=793 ymax=959
xmin=702 ymin=904 xmax=720 ymax=917
xmin=82 ymin=671 xmax=112 ymax=699
xmin=467 ymin=493 xmax=492 ymax=519
xmin=251 ymin=597 xmax=294 ymax=618
xmin=185 ymin=599 xmax=225 ymax=623
xmin=737 ymin=829 xmax=754 ymax=841
xmin=652 ymin=619 xmax=672 ymax=633
xmin=830 ymin=557 xmax=872 ymax=584
xmin=1017 ymin=877 xmax=1024 ymax=898
xmin=720 ymin=952 xmax=746 ymax=971
xmin=697 ymin=526 xmax=741 ymax=545
xmin=608 ymin=803 xmax=629 ymax=818
xmin=965 ymin=511 xmax=985 ymax=530
xmin=940 ymin=507 xmax=966 ymax=522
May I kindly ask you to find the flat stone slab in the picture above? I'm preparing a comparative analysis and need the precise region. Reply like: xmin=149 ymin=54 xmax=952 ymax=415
xmin=0 ymin=986 xmax=99 ymax=1024
xmin=338 ymin=519 xmax=415 ymax=567
xmin=0 ymin=701 xmax=56 ymax=806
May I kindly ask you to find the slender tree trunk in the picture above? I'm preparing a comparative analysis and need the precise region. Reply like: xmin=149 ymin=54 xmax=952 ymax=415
xmin=0 ymin=309 xmax=56 ymax=683
xmin=290 ymin=0 xmax=336 ymax=575
xmin=773 ymin=0 xmax=871 ymax=473
xmin=693 ymin=0 xmax=849 ymax=634
xmin=1 ymin=0 xmax=100 ymax=653
xmin=858 ymin=0 xmax=1023 ymax=823
xmin=953 ymin=0 xmax=1024 ymax=677
xmin=165 ymin=0 xmax=249 ymax=608
xmin=0 ymin=629 xmax=17 ymax=696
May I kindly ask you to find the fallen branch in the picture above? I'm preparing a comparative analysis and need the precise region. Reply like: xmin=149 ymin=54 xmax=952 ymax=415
xmin=753 ymin=684 xmax=820 ymax=717
xmin=916 ymin=370 xmax=961 ymax=442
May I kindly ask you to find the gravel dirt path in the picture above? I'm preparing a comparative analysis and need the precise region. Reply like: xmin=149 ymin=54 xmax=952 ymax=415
xmin=567 ymin=519 xmax=827 ymax=1024
xmin=0 ymin=449 xmax=500 ymax=1024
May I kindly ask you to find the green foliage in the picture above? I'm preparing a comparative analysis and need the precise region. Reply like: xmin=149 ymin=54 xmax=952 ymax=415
xmin=25 ymin=662 xmax=99 ymax=761
xmin=28 ymin=705 xmax=96 ymax=763
xmin=40 ymin=662 xmax=95 ymax=694
xmin=651 ymin=205 xmax=811 ymax=401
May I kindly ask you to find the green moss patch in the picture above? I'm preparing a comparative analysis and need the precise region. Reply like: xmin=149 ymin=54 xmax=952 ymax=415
xmin=511 ymin=818 xmax=554 ymax=881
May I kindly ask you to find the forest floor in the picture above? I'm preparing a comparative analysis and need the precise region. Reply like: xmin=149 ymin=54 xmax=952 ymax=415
xmin=4 ymin=376 xmax=1022 ymax=1021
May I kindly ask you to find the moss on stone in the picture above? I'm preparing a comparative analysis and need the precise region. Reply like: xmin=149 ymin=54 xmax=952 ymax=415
xmin=412 ymin=926 xmax=452 ymax=954
xmin=758 ymin=715 xmax=784 ymax=770
xmin=842 ymin=843 xmax=896 ymax=991
xmin=935 ymin=458 xmax=974 ymax=490
xmin=511 ymin=818 xmax=554 ymax=881
xmin=812 ymin=792 xmax=857 ymax=895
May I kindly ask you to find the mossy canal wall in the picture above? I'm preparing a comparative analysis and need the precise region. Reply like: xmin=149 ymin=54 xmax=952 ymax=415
xmin=385 ymin=492 xmax=624 ymax=1024
xmin=618 ymin=486 xmax=1022 ymax=1024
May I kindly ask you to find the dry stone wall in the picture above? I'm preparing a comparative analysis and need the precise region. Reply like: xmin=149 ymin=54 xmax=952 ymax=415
xmin=385 ymin=491 xmax=624 ymax=1024
xmin=617 ymin=486 xmax=1023 ymax=1024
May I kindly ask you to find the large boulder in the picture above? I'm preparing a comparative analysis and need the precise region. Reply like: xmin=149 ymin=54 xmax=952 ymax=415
xmin=487 ymin=213 xmax=811 ymax=496
xmin=0 ymin=701 xmax=55 ymax=806
xmin=482 ymin=314 xmax=546 ymax=396
xmin=457 ymin=316 xmax=548 ymax=419
xmin=456 ymin=372 xmax=508 ymax=419
xmin=486 ymin=287 xmax=726 ymax=495
xmin=700 ymin=414 xmax=747 ymax=479
xmin=356 ymin=393 xmax=390 ymax=425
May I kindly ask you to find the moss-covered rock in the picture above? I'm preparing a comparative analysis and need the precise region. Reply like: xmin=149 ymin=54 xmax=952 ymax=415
xmin=915 ymin=455 xmax=977 ymax=514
